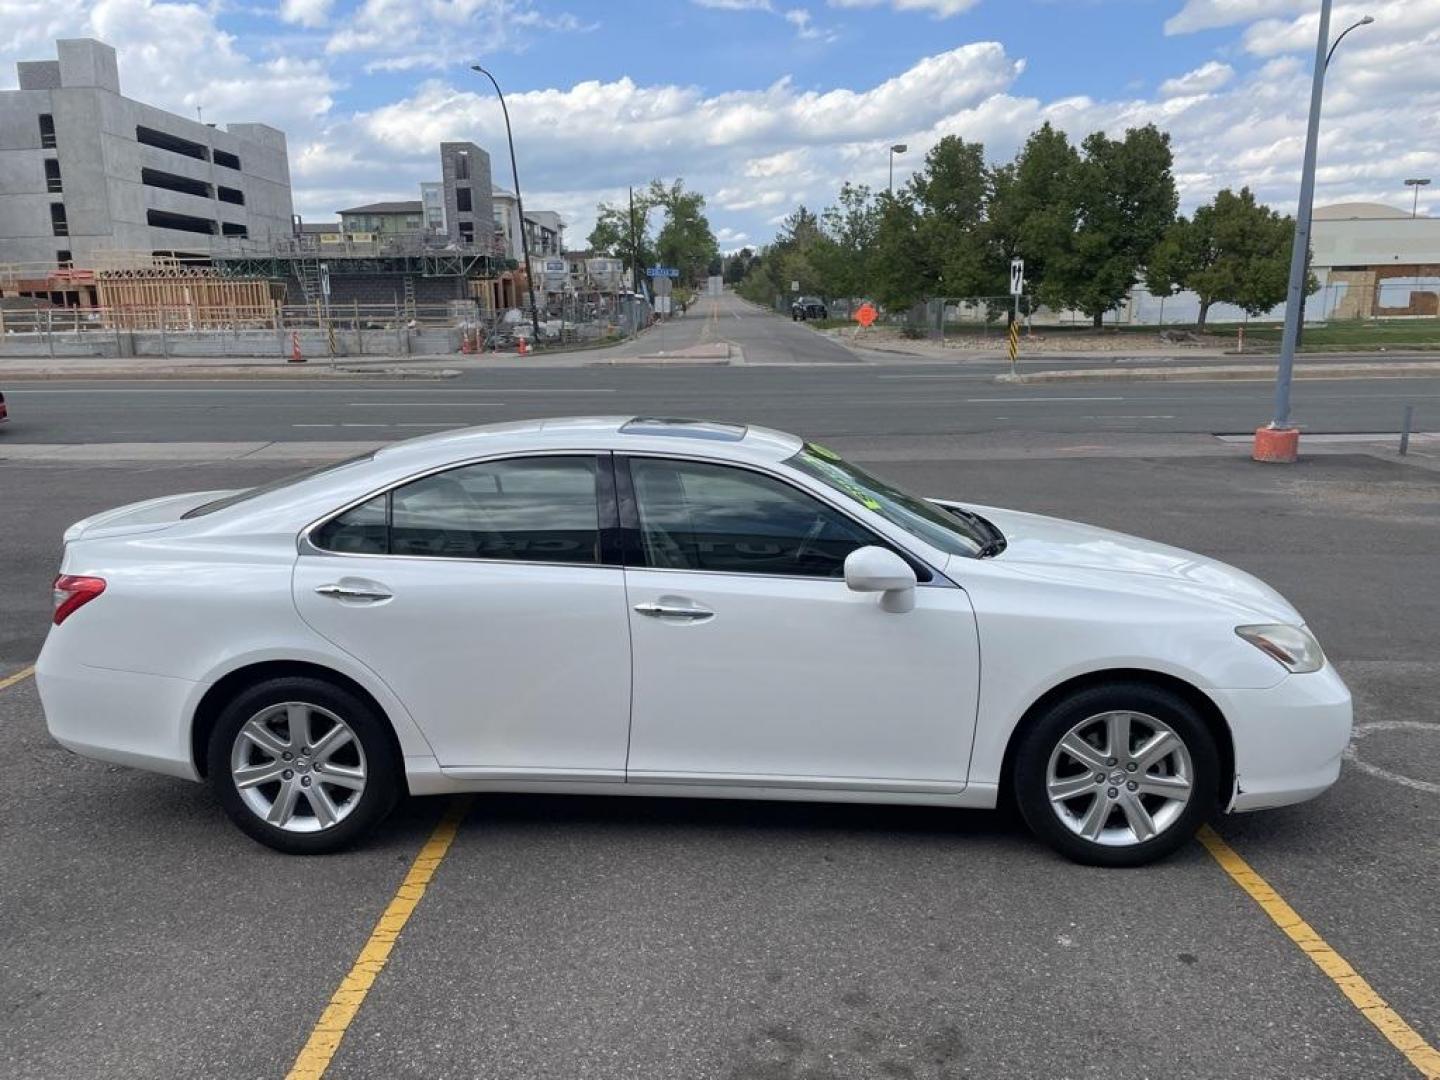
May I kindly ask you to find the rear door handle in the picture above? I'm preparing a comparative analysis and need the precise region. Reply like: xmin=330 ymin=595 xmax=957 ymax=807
xmin=633 ymin=601 xmax=714 ymax=622
xmin=315 ymin=582 xmax=393 ymax=603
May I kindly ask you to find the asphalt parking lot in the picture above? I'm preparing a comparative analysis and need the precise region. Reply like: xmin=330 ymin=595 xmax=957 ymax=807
xmin=2 ymin=445 xmax=1438 ymax=1079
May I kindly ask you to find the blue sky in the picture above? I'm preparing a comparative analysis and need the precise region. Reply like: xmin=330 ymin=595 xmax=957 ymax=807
xmin=4 ymin=0 xmax=1438 ymax=249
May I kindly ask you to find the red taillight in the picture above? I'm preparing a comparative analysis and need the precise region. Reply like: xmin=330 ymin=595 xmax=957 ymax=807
xmin=53 ymin=575 xmax=106 ymax=625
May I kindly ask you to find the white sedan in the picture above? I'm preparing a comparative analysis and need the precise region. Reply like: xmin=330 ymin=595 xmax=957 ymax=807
xmin=38 ymin=417 xmax=1351 ymax=866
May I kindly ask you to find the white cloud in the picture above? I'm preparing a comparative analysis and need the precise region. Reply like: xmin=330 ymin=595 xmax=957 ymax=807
xmin=716 ymin=226 xmax=750 ymax=244
xmin=326 ymin=0 xmax=592 ymax=60
xmin=828 ymin=0 xmax=980 ymax=17
xmin=0 ymin=0 xmax=336 ymax=131
xmin=279 ymin=0 xmax=333 ymax=28
xmin=1164 ymin=0 xmax=1310 ymax=35
xmin=1159 ymin=60 xmax=1234 ymax=97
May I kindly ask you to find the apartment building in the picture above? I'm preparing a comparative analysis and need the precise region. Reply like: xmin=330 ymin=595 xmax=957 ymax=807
xmin=0 ymin=39 xmax=294 ymax=270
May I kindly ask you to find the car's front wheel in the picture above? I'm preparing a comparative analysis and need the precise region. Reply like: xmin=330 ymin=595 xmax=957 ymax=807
xmin=207 ymin=677 xmax=400 ymax=854
xmin=1013 ymin=682 xmax=1219 ymax=867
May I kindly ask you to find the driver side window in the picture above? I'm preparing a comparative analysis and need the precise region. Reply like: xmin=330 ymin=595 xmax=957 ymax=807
xmin=629 ymin=458 xmax=877 ymax=577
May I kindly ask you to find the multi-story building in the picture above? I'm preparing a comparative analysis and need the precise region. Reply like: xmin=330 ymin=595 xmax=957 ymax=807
xmin=439 ymin=142 xmax=494 ymax=250
xmin=491 ymin=187 xmax=563 ymax=263
xmin=336 ymin=201 xmax=424 ymax=235
xmin=0 ymin=38 xmax=293 ymax=271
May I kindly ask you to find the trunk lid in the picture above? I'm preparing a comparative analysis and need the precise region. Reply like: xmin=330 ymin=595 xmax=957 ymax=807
xmin=63 ymin=490 xmax=240 ymax=543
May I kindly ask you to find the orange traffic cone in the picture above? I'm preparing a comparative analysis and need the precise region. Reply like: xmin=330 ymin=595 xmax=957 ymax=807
xmin=290 ymin=331 xmax=304 ymax=363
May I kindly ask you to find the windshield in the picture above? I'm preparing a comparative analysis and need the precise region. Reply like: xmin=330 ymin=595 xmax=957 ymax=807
xmin=786 ymin=443 xmax=993 ymax=557
xmin=181 ymin=452 xmax=376 ymax=519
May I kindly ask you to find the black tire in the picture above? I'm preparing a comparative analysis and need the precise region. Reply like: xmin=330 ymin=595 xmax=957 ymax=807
xmin=207 ymin=676 xmax=401 ymax=855
xmin=1013 ymin=682 xmax=1219 ymax=868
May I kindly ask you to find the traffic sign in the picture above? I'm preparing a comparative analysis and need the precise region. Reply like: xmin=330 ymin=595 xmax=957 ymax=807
xmin=855 ymin=302 xmax=877 ymax=328
xmin=646 ymin=266 xmax=679 ymax=279
xmin=1009 ymin=258 xmax=1024 ymax=297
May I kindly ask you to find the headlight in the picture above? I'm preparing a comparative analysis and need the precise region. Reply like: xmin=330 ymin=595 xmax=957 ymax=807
xmin=1236 ymin=624 xmax=1324 ymax=673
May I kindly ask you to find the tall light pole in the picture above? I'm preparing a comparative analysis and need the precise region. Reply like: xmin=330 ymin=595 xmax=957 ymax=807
xmin=888 ymin=144 xmax=907 ymax=195
xmin=1294 ymin=13 xmax=1373 ymax=353
xmin=1255 ymin=2 xmax=1373 ymax=462
xmin=471 ymin=64 xmax=541 ymax=346
xmin=1405 ymin=178 xmax=1431 ymax=218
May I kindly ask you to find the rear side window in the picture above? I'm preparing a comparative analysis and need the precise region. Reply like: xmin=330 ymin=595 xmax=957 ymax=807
xmin=311 ymin=456 xmax=603 ymax=565
xmin=312 ymin=495 xmax=387 ymax=554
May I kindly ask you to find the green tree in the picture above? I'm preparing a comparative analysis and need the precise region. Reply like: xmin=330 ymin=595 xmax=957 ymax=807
xmin=1046 ymin=124 xmax=1178 ymax=326
xmin=909 ymin=136 xmax=992 ymax=299
xmin=722 ymin=247 xmax=754 ymax=285
xmin=869 ymin=193 xmax=934 ymax=311
xmin=587 ymin=191 xmax=657 ymax=283
xmin=649 ymin=178 xmax=719 ymax=286
xmin=1147 ymin=187 xmax=1299 ymax=329
xmin=816 ymin=182 xmax=880 ymax=301
xmin=987 ymin=123 xmax=1081 ymax=312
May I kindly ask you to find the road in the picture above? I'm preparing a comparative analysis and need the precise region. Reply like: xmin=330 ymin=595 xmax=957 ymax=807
xmin=1 ymin=295 xmax=1437 ymax=1080
xmin=4 ymin=370 xmax=1437 ymax=446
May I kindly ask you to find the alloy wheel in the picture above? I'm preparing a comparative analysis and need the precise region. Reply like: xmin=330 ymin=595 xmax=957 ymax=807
xmin=1045 ymin=710 xmax=1194 ymax=847
xmin=228 ymin=701 xmax=368 ymax=833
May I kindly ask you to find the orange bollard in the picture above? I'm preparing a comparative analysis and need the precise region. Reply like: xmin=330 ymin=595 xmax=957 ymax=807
xmin=290 ymin=330 xmax=304 ymax=363
xmin=1252 ymin=425 xmax=1299 ymax=463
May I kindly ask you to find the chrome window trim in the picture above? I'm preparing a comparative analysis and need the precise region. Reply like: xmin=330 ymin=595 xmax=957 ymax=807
xmin=297 ymin=445 xmax=956 ymax=587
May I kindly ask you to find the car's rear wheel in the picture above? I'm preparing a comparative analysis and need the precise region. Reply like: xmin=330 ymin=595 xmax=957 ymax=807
xmin=207 ymin=677 xmax=400 ymax=854
xmin=1013 ymin=682 xmax=1219 ymax=867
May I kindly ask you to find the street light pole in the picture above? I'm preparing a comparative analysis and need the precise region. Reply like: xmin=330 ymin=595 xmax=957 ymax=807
xmin=1294 ymin=13 xmax=1372 ymax=354
xmin=1254 ymin=0 xmax=1335 ymax=462
xmin=1405 ymin=178 xmax=1431 ymax=218
xmin=888 ymin=143 xmax=907 ymax=195
xmin=471 ymin=63 xmax=541 ymax=347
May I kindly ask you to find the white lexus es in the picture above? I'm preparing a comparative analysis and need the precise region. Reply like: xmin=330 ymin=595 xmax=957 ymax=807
xmin=37 ymin=417 xmax=1351 ymax=865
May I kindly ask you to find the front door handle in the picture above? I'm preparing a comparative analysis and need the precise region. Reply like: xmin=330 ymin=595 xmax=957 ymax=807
xmin=315 ymin=582 xmax=393 ymax=603
xmin=633 ymin=600 xmax=714 ymax=622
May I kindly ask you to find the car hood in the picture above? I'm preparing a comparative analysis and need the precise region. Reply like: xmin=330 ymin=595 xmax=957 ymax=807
xmin=933 ymin=499 xmax=1302 ymax=624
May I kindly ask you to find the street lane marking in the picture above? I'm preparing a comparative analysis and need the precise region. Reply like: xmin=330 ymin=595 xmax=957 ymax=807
xmin=1345 ymin=722 xmax=1440 ymax=796
xmin=1198 ymin=826 xmax=1440 ymax=1078
xmin=0 ymin=666 xmax=36 ymax=692
xmin=964 ymin=396 xmax=1126 ymax=403
xmin=286 ymin=796 xmax=471 ymax=1080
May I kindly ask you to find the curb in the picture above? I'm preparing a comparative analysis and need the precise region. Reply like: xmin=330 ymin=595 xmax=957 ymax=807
xmin=997 ymin=361 xmax=1440 ymax=384
xmin=0 ymin=364 xmax=461 ymax=380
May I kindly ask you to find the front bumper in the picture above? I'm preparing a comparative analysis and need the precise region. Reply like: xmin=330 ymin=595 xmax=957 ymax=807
xmin=1207 ymin=661 xmax=1352 ymax=813
xmin=37 ymin=653 xmax=200 ymax=781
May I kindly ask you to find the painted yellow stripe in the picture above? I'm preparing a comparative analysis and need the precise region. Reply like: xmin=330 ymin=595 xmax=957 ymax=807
xmin=286 ymin=796 xmax=471 ymax=1080
xmin=0 ymin=665 xmax=36 ymax=692
xmin=1199 ymin=825 xmax=1440 ymax=1079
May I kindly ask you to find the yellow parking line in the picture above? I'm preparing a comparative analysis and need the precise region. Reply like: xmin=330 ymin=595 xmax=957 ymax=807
xmin=286 ymin=796 xmax=472 ymax=1080
xmin=1199 ymin=826 xmax=1440 ymax=1079
xmin=0 ymin=665 xmax=36 ymax=692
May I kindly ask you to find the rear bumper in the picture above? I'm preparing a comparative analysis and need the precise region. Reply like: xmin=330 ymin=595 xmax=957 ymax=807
xmin=1208 ymin=662 xmax=1352 ymax=813
xmin=36 ymin=652 xmax=200 ymax=781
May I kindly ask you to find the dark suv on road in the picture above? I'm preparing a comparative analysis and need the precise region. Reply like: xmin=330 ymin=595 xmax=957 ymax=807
xmin=791 ymin=297 xmax=828 ymax=321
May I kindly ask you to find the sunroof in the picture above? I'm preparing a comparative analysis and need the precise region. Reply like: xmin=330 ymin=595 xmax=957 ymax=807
xmin=619 ymin=417 xmax=748 ymax=442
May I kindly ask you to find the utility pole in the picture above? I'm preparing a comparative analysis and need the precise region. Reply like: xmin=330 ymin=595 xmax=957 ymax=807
xmin=1254 ymin=0 xmax=1334 ymax=463
xmin=629 ymin=186 xmax=640 ymax=294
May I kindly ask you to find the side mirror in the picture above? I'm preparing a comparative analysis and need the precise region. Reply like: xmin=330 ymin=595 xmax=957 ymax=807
xmin=844 ymin=546 xmax=917 ymax=613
